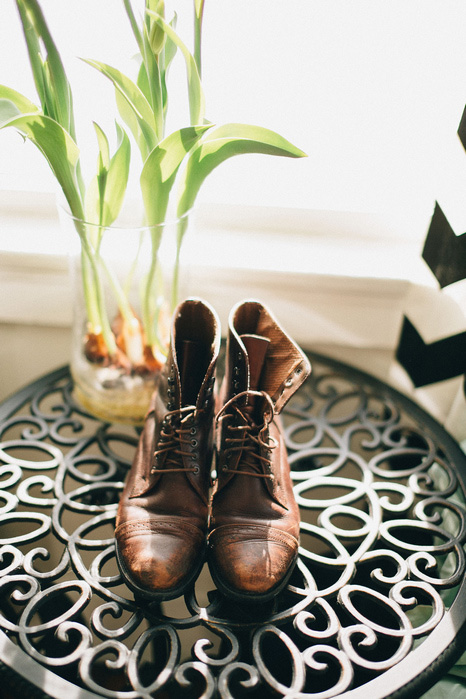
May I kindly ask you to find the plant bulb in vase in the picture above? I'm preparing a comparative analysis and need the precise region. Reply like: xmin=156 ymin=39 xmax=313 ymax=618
xmin=0 ymin=0 xmax=306 ymax=423
xmin=60 ymin=203 xmax=192 ymax=424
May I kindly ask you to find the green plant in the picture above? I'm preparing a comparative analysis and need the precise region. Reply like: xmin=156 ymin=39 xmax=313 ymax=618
xmin=0 ymin=0 xmax=306 ymax=369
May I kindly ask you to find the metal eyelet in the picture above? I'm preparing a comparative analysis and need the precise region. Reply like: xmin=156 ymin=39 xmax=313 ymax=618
xmin=191 ymin=439 xmax=198 ymax=448
xmin=193 ymin=465 xmax=200 ymax=474
xmin=167 ymin=376 xmax=175 ymax=385
xmin=190 ymin=427 xmax=197 ymax=435
xmin=222 ymin=465 xmax=228 ymax=472
xmin=284 ymin=377 xmax=293 ymax=388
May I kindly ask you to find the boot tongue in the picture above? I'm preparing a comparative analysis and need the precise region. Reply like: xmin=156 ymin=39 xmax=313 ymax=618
xmin=240 ymin=334 xmax=270 ymax=391
xmin=240 ymin=334 xmax=270 ymax=421
xmin=178 ymin=339 xmax=203 ymax=406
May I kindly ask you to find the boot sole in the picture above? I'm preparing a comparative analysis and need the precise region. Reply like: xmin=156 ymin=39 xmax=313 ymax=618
xmin=115 ymin=540 xmax=206 ymax=603
xmin=208 ymin=550 xmax=299 ymax=605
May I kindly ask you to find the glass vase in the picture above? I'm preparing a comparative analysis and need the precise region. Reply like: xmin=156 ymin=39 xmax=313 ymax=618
xmin=59 ymin=203 xmax=192 ymax=425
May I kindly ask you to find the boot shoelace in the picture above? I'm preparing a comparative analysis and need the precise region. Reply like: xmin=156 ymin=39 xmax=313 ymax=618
xmin=216 ymin=390 xmax=278 ymax=480
xmin=151 ymin=405 xmax=200 ymax=475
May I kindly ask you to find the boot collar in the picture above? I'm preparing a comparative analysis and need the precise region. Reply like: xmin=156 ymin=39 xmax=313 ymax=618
xmin=226 ymin=299 xmax=311 ymax=413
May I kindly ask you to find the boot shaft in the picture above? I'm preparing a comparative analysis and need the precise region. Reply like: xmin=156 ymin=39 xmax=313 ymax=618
xmin=221 ymin=299 xmax=310 ymax=413
xmin=215 ymin=299 xmax=311 ymax=503
xmin=128 ymin=297 xmax=220 ymax=501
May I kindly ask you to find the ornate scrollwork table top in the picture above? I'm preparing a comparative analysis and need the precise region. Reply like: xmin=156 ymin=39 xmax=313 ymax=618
xmin=0 ymin=352 xmax=466 ymax=698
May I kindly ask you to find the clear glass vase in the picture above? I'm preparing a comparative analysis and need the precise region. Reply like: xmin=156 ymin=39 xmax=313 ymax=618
xmin=59 ymin=203 xmax=192 ymax=425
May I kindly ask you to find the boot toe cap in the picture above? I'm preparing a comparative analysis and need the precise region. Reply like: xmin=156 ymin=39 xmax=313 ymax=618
xmin=208 ymin=525 xmax=298 ymax=600
xmin=116 ymin=519 xmax=205 ymax=599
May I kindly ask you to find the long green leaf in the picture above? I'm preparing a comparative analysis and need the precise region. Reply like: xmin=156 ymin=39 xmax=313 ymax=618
xmin=177 ymin=123 xmax=307 ymax=217
xmin=141 ymin=22 xmax=163 ymax=139
xmin=16 ymin=0 xmax=73 ymax=135
xmin=82 ymin=58 xmax=158 ymax=152
xmin=0 ymin=86 xmax=39 ymax=124
xmin=158 ymin=14 xmax=178 ymax=120
xmin=85 ymin=123 xmax=110 ymax=226
xmin=0 ymin=99 xmax=22 ymax=125
xmin=193 ymin=0 xmax=205 ymax=76
xmin=137 ymin=61 xmax=151 ymax=103
xmin=122 ymin=0 xmax=144 ymax=55
xmin=0 ymin=112 xmax=83 ymax=219
xmin=140 ymin=123 xmax=213 ymax=226
xmin=85 ymin=123 xmax=130 ymax=228
xmin=15 ymin=1 xmax=46 ymax=114
xmin=103 ymin=124 xmax=131 ymax=225
xmin=94 ymin=121 xmax=110 ymax=171
xmin=0 ymin=90 xmax=39 ymax=127
xmin=146 ymin=11 xmax=205 ymax=126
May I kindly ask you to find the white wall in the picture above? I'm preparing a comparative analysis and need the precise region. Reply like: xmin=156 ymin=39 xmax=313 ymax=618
xmin=1 ymin=1 xmax=466 ymax=241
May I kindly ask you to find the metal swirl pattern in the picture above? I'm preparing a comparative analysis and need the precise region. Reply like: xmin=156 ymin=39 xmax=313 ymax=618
xmin=0 ymin=354 xmax=465 ymax=698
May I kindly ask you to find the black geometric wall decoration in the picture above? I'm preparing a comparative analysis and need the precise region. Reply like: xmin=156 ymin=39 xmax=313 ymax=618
xmin=396 ymin=103 xmax=466 ymax=394
xmin=458 ymin=104 xmax=466 ymax=152
xmin=396 ymin=315 xmax=466 ymax=387
xmin=422 ymin=202 xmax=466 ymax=288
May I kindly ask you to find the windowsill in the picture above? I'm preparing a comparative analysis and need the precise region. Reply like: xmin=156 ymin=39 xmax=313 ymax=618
xmin=0 ymin=190 xmax=435 ymax=350
xmin=4 ymin=192 xmax=466 ymax=442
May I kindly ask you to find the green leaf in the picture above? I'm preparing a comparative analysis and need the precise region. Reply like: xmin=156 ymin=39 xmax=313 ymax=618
xmin=93 ymin=121 xmax=110 ymax=171
xmin=0 ymin=85 xmax=39 ymax=124
xmin=140 ymin=123 xmax=213 ymax=226
xmin=0 ymin=112 xmax=83 ymax=219
xmin=177 ymin=123 xmax=307 ymax=217
xmin=163 ymin=14 xmax=178 ymax=70
xmin=146 ymin=11 xmax=205 ymax=126
xmin=115 ymin=88 xmax=148 ymax=161
xmin=146 ymin=0 xmax=166 ymax=55
xmin=122 ymin=0 xmax=144 ymax=55
xmin=16 ymin=0 xmax=74 ymax=135
xmin=158 ymin=14 xmax=178 ymax=120
xmin=137 ymin=61 xmax=151 ymax=104
xmin=193 ymin=0 xmax=205 ymax=76
xmin=85 ymin=123 xmax=130 ymax=228
xmin=103 ymin=124 xmax=131 ymax=224
xmin=194 ymin=0 xmax=205 ymax=18
xmin=85 ymin=123 xmax=109 ymax=226
xmin=0 ymin=99 xmax=22 ymax=125
xmin=82 ymin=58 xmax=158 ymax=152
xmin=141 ymin=22 xmax=163 ymax=139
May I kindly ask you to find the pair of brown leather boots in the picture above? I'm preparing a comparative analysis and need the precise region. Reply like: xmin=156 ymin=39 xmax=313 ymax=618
xmin=115 ymin=298 xmax=310 ymax=603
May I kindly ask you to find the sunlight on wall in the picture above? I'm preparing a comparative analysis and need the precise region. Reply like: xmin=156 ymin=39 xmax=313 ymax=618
xmin=1 ymin=0 xmax=466 ymax=242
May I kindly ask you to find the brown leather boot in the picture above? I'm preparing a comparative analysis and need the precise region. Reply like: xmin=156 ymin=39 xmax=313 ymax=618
xmin=115 ymin=298 xmax=220 ymax=600
xmin=208 ymin=300 xmax=310 ymax=602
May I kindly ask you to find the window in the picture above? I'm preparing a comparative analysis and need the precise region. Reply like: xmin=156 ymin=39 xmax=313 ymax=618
xmin=1 ymin=1 xmax=466 ymax=238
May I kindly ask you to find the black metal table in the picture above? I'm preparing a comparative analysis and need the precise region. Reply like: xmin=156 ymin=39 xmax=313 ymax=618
xmin=0 ymin=352 xmax=465 ymax=698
